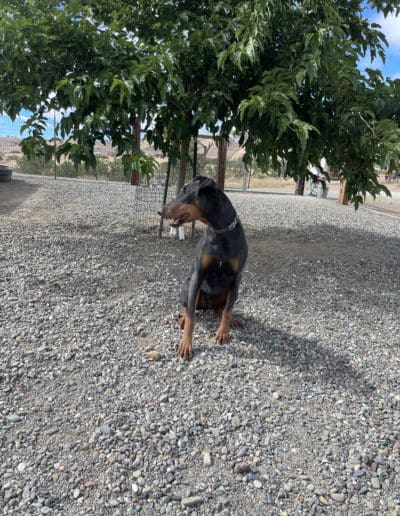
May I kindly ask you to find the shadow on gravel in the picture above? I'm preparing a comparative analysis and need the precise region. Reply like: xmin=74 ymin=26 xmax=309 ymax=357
xmin=0 ymin=178 xmax=40 ymax=214
xmin=247 ymin=224 xmax=400 ymax=265
xmin=212 ymin=316 xmax=377 ymax=397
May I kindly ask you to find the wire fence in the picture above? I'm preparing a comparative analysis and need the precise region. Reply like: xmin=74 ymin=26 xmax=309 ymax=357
xmin=132 ymin=185 xmax=173 ymax=236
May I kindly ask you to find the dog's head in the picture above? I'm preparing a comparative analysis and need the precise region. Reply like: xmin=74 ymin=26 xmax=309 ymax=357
xmin=159 ymin=176 xmax=220 ymax=227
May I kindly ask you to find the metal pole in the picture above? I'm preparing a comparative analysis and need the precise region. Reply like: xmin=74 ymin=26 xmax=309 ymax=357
xmin=158 ymin=157 xmax=172 ymax=238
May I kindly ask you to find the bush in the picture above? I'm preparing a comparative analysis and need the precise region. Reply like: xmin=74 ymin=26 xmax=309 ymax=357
xmin=93 ymin=157 xmax=126 ymax=182
xmin=15 ymin=156 xmax=54 ymax=175
xmin=15 ymin=155 xmax=128 ymax=181
xmin=56 ymin=161 xmax=81 ymax=178
xmin=16 ymin=156 xmax=86 ymax=177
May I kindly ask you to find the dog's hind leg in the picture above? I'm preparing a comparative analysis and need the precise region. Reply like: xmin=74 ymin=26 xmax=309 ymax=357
xmin=210 ymin=291 xmax=244 ymax=330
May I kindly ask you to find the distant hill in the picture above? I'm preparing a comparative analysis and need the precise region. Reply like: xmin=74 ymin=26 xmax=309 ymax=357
xmin=0 ymin=136 xmax=244 ymax=167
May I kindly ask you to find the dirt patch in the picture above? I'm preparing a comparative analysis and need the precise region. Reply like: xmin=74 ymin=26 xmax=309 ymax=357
xmin=0 ymin=178 xmax=41 ymax=214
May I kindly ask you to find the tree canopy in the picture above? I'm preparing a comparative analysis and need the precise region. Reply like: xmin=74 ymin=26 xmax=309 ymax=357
xmin=1 ymin=0 xmax=400 ymax=206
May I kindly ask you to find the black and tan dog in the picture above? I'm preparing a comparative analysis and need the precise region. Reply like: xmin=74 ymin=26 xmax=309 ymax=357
xmin=159 ymin=176 xmax=247 ymax=358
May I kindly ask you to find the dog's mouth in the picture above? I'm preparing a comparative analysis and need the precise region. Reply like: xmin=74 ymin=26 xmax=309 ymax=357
xmin=170 ymin=213 xmax=190 ymax=227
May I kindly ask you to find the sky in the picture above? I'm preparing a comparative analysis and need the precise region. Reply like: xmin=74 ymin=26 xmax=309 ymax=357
xmin=360 ymin=8 xmax=400 ymax=79
xmin=1 ymin=7 xmax=399 ymax=140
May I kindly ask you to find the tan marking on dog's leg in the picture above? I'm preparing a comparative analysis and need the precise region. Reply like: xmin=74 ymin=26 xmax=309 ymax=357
xmin=214 ymin=306 xmax=243 ymax=329
xmin=178 ymin=315 xmax=194 ymax=359
xmin=215 ymin=309 xmax=233 ymax=343
xmin=215 ymin=292 xmax=233 ymax=344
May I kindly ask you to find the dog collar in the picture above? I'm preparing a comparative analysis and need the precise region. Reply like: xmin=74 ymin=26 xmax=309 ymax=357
xmin=212 ymin=216 xmax=239 ymax=234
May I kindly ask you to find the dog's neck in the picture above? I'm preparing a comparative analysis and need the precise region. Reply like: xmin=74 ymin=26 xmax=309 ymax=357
xmin=200 ymin=189 xmax=239 ymax=234
xmin=205 ymin=192 xmax=238 ymax=233
xmin=211 ymin=215 xmax=239 ymax=234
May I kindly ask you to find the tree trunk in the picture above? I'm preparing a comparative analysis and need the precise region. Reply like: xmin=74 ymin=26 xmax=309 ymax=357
xmin=196 ymin=141 xmax=212 ymax=175
xmin=338 ymin=178 xmax=348 ymax=205
xmin=295 ymin=175 xmax=306 ymax=195
xmin=176 ymin=138 xmax=190 ymax=194
xmin=130 ymin=118 xmax=141 ymax=185
xmin=217 ymin=135 xmax=228 ymax=190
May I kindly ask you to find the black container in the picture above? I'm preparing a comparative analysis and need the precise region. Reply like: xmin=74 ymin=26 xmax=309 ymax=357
xmin=0 ymin=165 xmax=13 ymax=182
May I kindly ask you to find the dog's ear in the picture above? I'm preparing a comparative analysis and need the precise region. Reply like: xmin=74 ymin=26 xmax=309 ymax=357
xmin=193 ymin=176 xmax=217 ymax=194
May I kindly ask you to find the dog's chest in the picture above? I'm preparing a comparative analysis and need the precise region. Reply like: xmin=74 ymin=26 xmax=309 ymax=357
xmin=204 ymin=256 xmax=234 ymax=277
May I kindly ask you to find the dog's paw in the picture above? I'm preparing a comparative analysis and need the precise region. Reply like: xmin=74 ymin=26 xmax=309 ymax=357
xmin=230 ymin=317 xmax=243 ymax=329
xmin=215 ymin=326 xmax=230 ymax=344
xmin=178 ymin=337 xmax=193 ymax=359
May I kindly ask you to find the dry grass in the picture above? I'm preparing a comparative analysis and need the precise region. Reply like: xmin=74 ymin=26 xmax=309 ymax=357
xmin=225 ymin=175 xmax=295 ymax=189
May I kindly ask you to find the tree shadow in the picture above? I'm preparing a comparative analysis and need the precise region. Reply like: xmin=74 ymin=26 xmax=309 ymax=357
xmin=0 ymin=178 xmax=40 ymax=214
xmin=207 ymin=313 xmax=377 ymax=397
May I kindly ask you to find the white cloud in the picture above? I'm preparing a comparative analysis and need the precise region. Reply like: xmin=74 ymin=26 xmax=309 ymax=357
xmin=373 ymin=12 xmax=400 ymax=53
xmin=16 ymin=114 xmax=29 ymax=122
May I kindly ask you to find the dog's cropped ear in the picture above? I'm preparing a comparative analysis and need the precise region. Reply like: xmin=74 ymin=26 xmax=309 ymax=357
xmin=193 ymin=176 xmax=217 ymax=194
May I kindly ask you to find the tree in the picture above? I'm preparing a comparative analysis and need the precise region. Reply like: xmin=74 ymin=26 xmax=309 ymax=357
xmin=217 ymin=134 xmax=228 ymax=190
xmin=223 ymin=2 xmax=400 ymax=205
xmin=130 ymin=118 xmax=142 ymax=186
xmin=1 ymin=0 xmax=400 ymax=206
xmin=0 ymin=0 xmax=162 ymax=177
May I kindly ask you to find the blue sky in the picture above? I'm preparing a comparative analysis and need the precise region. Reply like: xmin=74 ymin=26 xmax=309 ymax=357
xmin=0 ymin=109 xmax=60 ymax=140
xmin=1 ymin=7 xmax=399 ymax=140
xmin=360 ymin=8 xmax=400 ymax=79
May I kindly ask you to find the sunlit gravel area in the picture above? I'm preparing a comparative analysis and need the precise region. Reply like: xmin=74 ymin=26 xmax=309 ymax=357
xmin=1 ymin=174 xmax=399 ymax=515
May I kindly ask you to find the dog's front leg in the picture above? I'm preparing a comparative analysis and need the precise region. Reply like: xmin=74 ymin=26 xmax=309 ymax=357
xmin=215 ymin=275 xmax=241 ymax=344
xmin=178 ymin=270 xmax=202 ymax=359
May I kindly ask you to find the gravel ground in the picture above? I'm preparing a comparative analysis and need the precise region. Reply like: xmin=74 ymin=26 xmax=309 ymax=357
xmin=1 ymin=175 xmax=399 ymax=516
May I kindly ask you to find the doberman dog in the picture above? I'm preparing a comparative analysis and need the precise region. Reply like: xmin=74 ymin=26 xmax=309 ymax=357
xmin=159 ymin=176 xmax=247 ymax=359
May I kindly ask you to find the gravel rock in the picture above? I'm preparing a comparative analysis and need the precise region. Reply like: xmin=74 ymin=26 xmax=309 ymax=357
xmin=330 ymin=492 xmax=346 ymax=503
xmin=1 ymin=175 xmax=399 ymax=515
xmin=181 ymin=496 xmax=203 ymax=507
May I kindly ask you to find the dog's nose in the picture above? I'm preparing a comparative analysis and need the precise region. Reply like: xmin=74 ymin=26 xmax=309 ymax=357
xmin=157 ymin=208 xmax=163 ymax=216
